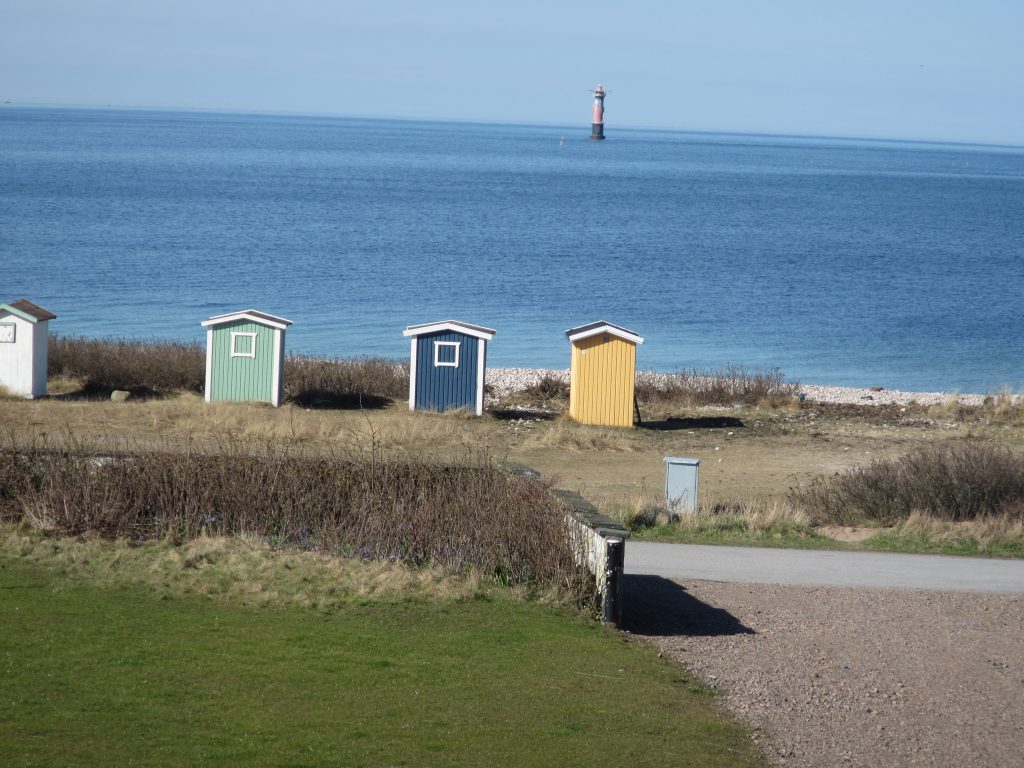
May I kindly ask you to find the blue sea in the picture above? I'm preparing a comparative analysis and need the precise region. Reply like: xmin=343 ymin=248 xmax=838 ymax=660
xmin=3 ymin=106 xmax=1022 ymax=392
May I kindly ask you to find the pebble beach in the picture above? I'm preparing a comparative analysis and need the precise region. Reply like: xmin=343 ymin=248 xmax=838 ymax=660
xmin=487 ymin=367 xmax=996 ymax=407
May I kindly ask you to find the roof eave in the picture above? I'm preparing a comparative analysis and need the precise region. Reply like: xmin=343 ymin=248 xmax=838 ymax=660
xmin=403 ymin=320 xmax=496 ymax=341
xmin=565 ymin=322 xmax=644 ymax=345
xmin=201 ymin=310 xmax=292 ymax=331
xmin=1 ymin=300 xmax=57 ymax=324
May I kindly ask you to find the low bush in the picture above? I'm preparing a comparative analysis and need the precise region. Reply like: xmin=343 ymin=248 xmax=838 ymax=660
xmin=285 ymin=355 xmax=407 ymax=408
xmin=520 ymin=376 xmax=570 ymax=407
xmin=790 ymin=442 xmax=1024 ymax=525
xmin=0 ymin=450 xmax=35 ymax=521
xmin=49 ymin=335 xmax=205 ymax=395
xmin=635 ymin=365 xmax=798 ymax=409
xmin=9 ymin=441 xmax=590 ymax=601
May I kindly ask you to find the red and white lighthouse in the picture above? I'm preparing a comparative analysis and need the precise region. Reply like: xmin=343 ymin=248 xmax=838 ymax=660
xmin=590 ymin=84 xmax=606 ymax=141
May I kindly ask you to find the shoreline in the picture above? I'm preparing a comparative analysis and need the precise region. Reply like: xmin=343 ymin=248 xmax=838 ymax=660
xmin=486 ymin=367 xmax=999 ymax=407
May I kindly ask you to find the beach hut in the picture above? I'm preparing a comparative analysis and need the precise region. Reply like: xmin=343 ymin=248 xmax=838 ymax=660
xmin=201 ymin=309 xmax=292 ymax=406
xmin=0 ymin=299 xmax=57 ymax=399
xmin=403 ymin=320 xmax=496 ymax=415
xmin=566 ymin=320 xmax=644 ymax=428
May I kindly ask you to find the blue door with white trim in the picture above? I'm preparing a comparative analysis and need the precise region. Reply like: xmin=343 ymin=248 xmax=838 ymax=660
xmin=415 ymin=330 xmax=479 ymax=412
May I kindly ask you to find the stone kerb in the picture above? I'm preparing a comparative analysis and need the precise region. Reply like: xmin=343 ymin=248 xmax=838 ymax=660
xmin=556 ymin=490 xmax=629 ymax=625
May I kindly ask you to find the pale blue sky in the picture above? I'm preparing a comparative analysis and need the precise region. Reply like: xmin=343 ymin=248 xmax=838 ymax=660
xmin=2 ymin=1 xmax=1021 ymax=144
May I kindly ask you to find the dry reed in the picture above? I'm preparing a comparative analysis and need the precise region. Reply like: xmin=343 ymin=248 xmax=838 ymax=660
xmin=635 ymin=365 xmax=799 ymax=409
xmin=49 ymin=335 xmax=205 ymax=395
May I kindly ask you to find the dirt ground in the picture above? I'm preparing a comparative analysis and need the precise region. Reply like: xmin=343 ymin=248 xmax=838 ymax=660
xmin=623 ymin=578 xmax=1024 ymax=767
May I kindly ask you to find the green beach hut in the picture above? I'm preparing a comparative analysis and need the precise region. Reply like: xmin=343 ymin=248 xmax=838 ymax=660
xmin=202 ymin=309 xmax=292 ymax=406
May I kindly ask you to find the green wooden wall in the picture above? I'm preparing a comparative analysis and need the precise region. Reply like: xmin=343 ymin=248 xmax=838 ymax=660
xmin=209 ymin=320 xmax=279 ymax=403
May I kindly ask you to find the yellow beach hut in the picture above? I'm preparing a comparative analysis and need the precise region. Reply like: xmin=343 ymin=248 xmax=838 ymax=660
xmin=565 ymin=321 xmax=644 ymax=428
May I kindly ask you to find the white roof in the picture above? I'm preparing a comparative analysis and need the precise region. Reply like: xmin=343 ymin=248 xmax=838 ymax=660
xmin=201 ymin=309 xmax=292 ymax=330
xmin=403 ymin=320 xmax=496 ymax=341
xmin=565 ymin=321 xmax=644 ymax=345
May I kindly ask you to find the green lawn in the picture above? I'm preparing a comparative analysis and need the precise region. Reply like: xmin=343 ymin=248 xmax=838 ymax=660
xmin=0 ymin=556 xmax=762 ymax=768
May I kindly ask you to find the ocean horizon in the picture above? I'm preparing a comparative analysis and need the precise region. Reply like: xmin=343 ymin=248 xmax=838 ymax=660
xmin=3 ymin=106 xmax=1022 ymax=393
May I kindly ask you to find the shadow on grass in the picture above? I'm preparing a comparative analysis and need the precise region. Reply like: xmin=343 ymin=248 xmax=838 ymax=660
xmin=639 ymin=416 xmax=745 ymax=431
xmin=50 ymin=384 xmax=181 ymax=402
xmin=488 ymin=408 xmax=560 ymax=421
xmin=288 ymin=391 xmax=393 ymax=410
xmin=620 ymin=574 xmax=755 ymax=637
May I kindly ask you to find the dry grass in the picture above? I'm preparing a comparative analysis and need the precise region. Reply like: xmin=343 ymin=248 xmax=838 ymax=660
xmin=0 ymin=522 xmax=485 ymax=607
xmin=926 ymin=389 xmax=1024 ymax=425
xmin=521 ymin=418 xmax=640 ymax=452
xmin=635 ymin=366 xmax=799 ymax=412
xmin=892 ymin=511 xmax=1024 ymax=546
xmin=285 ymin=355 xmax=407 ymax=408
xmin=0 ymin=393 xmax=506 ymax=460
xmin=619 ymin=498 xmax=813 ymax=535
xmin=978 ymin=388 xmax=1024 ymax=424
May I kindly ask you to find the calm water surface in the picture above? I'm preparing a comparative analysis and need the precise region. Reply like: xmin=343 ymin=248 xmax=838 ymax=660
xmin=3 ymin=107 xmax=1022 ymax=391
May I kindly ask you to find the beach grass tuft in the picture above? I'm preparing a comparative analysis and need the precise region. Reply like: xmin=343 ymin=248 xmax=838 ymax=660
xmin=635 ymin=366 xmax=799 ymax=412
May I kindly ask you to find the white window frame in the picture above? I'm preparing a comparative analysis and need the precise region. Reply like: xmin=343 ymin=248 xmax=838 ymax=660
xmin=0 ymin=323 xmax=14 ymax=343
xmin=231 ymin=331 xmax=257 ymax=359
xmin=433 ymin=340 xmax=460 ymax=368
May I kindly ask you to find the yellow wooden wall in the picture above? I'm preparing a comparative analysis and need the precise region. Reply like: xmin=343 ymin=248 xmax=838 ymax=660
xmin=568 ymin=335 xmax=637 ymax=427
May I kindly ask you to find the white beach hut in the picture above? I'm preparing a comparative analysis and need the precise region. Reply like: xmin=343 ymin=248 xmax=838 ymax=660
xmin=0 ymin=299 xmax=57 ymax=399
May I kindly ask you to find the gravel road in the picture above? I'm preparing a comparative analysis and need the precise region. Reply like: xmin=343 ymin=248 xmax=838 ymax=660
xmin=622 ymin=578 xmax=1024 ymax=767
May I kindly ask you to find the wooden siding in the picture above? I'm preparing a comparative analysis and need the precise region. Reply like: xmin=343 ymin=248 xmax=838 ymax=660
xmin=0 ymin=314 xmax=47 ymax=398
xmin=568 ymin=335 xmax=637 ymax=428
xmin=209 ymin=320 xmax=278 ymax=404
xmin=414 ymin=330 xmax=480 ymax=413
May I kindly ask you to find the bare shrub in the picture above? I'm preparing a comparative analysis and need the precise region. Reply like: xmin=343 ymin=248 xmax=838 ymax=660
xmin=520 ymin=376 xmax=570 ymax=408
xmin=790 ymin=442 xmax=1024 ymax=525
xmin=635 ymin=365 xmax=798 ymax=409
xmin=48 ymin=335 xmax=205 ymax=395
xmin=0 ymin=449 xmax=35 ymax=521
xmin=11 ymin=441 xmax=591 ymax=601
xmin=285 ymin=355 xmax=407 ymax=408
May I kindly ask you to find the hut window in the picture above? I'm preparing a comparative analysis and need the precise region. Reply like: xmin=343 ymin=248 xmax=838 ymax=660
xmin=0 ymin=324 xmax=14 ymax=343
xmin=231 ymin=332 xmax=258 ymax=359
xmin=433 ymin=341 xmax=460 ymax=368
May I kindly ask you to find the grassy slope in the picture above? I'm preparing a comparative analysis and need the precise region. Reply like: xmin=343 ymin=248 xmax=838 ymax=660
xmin=0 ymin=555 xmax=763 ymax=768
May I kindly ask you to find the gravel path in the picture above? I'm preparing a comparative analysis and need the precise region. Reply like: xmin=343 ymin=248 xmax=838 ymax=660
xmin=623 ymin=578 xmax=1024 ymax=767
xmin=627 ymin=542 xmax=1024 ymax=592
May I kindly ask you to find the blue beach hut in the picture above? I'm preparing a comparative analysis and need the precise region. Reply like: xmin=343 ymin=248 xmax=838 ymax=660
xmin=403 ymin=320 xmax=496 ymax=415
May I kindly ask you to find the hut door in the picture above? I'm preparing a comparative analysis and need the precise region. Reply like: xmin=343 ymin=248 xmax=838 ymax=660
xmin=416 ymin=333 xmax=476 ymax=412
